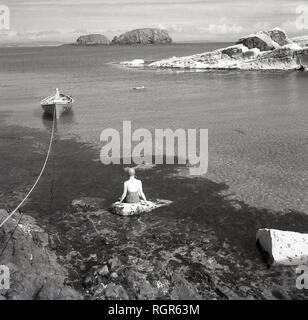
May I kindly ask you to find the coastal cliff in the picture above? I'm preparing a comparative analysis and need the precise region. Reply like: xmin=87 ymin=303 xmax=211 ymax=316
xmin=111 ymin=28 xmax=172 ymax=45
xmin=76 ymin=34 xmax=110 ymax=45
xmin=147 ymin=28 xmax=308 ymax=71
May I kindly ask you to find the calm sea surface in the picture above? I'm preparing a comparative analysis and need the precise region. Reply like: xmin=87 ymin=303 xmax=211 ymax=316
xmin=0 ymin=43 xmax=307 ymax=213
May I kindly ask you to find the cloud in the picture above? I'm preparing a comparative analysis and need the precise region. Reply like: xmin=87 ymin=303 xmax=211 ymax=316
xmin=0 ymin=28 xmax=88 ymax=43
xmin=1 ymin=0 xmax=306 ymax=43
xmin=208 ymin=18 xmax=243 ymax=35
xmin=156 ymin=18 xmax=244 ymax=41
xmin=254 ymin=21 xmax=273 ymax=31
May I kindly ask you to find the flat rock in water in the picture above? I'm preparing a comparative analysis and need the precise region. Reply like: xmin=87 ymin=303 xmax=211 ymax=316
xmin=110 ymin=199 xmax=172 ymax=216
xmin=120 ymin=59 xmax=145 ymax=67
xmin=256 ymin=228 xmax=308 ymax=266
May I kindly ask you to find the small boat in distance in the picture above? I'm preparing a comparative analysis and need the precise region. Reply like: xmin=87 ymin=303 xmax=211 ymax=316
xmin=41 ymin=88 xmax=74 ymax=118
xmin=132 ymin=86 xmax=145 ymax=90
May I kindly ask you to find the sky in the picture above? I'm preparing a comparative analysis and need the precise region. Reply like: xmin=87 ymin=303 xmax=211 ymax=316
xmin=0 ymin=0 xmax=307 ymax=43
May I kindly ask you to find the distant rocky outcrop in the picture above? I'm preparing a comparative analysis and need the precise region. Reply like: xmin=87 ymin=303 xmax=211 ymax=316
xmin=76 ymin=34 xmax=110 ymax=46
xmin=111 ymin=28 xmax=172 ymax=45
xmin=144 ymin=28 xmax=308 ymax=71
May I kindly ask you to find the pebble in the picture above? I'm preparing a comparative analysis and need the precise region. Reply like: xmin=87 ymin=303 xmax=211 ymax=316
xmin=98 ymin=265 xmax=109 ymax=276
xmin=79 ymin=264 xmax=86 ymax=272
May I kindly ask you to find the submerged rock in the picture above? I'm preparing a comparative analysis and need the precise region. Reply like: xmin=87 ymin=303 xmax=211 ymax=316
xmin=110 ymin=199 xmax=172 ymax=216
xmin=98 ymin=265 xmax=109 ymax=277
xmin=112 ymin=28 xmax=172 ymax=45
xmin=256 ymin=228 xmax=308 ymax=266
xmin=171 ymin=274 xmax=202 ymax=300
xmin=108 ymin=256 xmax=122 ymax=272
xmin=76 ymin=34 xmax=110 ymax=46
xmin=104 ymin=283 xmax=129 ymax=300
xmin=72 ymin=197 xmax=105 ymax=212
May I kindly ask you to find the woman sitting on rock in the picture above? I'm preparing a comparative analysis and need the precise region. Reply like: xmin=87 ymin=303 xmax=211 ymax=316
xmin=119 ymin=168 xmax=148 ymax=204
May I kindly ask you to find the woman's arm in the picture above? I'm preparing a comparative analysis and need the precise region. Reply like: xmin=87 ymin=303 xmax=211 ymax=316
xmin=138 ymin=181 xmax=147 ymax=202
xmin=119 ymin=182 xmax=127 ymax=203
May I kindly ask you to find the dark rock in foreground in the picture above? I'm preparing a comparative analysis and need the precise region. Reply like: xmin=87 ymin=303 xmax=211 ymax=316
xmin=72 ymin=197 xmax=106 ymax=212
xmin=76 ymin=34 xmax=110 ymax=46
xmin=111 ymin=28 xmax=172 ymax=45
xmin=0 ymin=209 xmax=82 ymax=300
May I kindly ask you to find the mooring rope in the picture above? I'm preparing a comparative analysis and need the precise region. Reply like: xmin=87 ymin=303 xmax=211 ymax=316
xmin=0 ymin=211 xmax=24 ymax=258
xmin=0 ymin=108 xmax=56 ymax=229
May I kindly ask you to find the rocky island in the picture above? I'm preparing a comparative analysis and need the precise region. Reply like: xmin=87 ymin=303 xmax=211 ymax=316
xmin=73 ymin=28 xmax=172 ymax=47
xmin=111 ymin=28 xmax=172 ymax=45
xmin=145 ymin=28 xmax=308 ymax=71
xmin=75 ymin=34 xmax=110 ymax=46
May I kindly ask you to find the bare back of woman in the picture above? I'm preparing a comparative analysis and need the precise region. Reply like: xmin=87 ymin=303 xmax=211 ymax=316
xmin=119 ymin=168 xmax=147 ymax=204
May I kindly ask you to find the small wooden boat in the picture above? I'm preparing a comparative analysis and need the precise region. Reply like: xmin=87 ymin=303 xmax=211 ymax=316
xmin=41 ymin=88 xmax=74 ymax=118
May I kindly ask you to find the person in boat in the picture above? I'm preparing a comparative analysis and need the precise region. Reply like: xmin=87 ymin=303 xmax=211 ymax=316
xmin=119 ymin=168 xmax=148 ymax=204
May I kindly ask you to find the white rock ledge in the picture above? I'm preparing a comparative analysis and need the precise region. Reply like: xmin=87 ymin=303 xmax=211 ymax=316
xmin=110 ymin=199 xmax=172 ymax=216
xmin=256 ymin=228 xmax=308 ymax=266
xmin=146 ymin=28 xmax=308 ymax=71
xmin=120 ymin=59 xmax=145 ymax=67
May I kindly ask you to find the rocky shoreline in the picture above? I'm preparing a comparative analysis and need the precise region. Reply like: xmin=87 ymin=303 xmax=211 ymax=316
xmin=2 ymin=194 xmax=308 ymax=300
xmin=1 ymin=119 xmax=307 ymax=300
xmin=0 ymin=209 xmax=82 ymax=300
xmin=121 ymin=28 xmax=308 ymax=71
